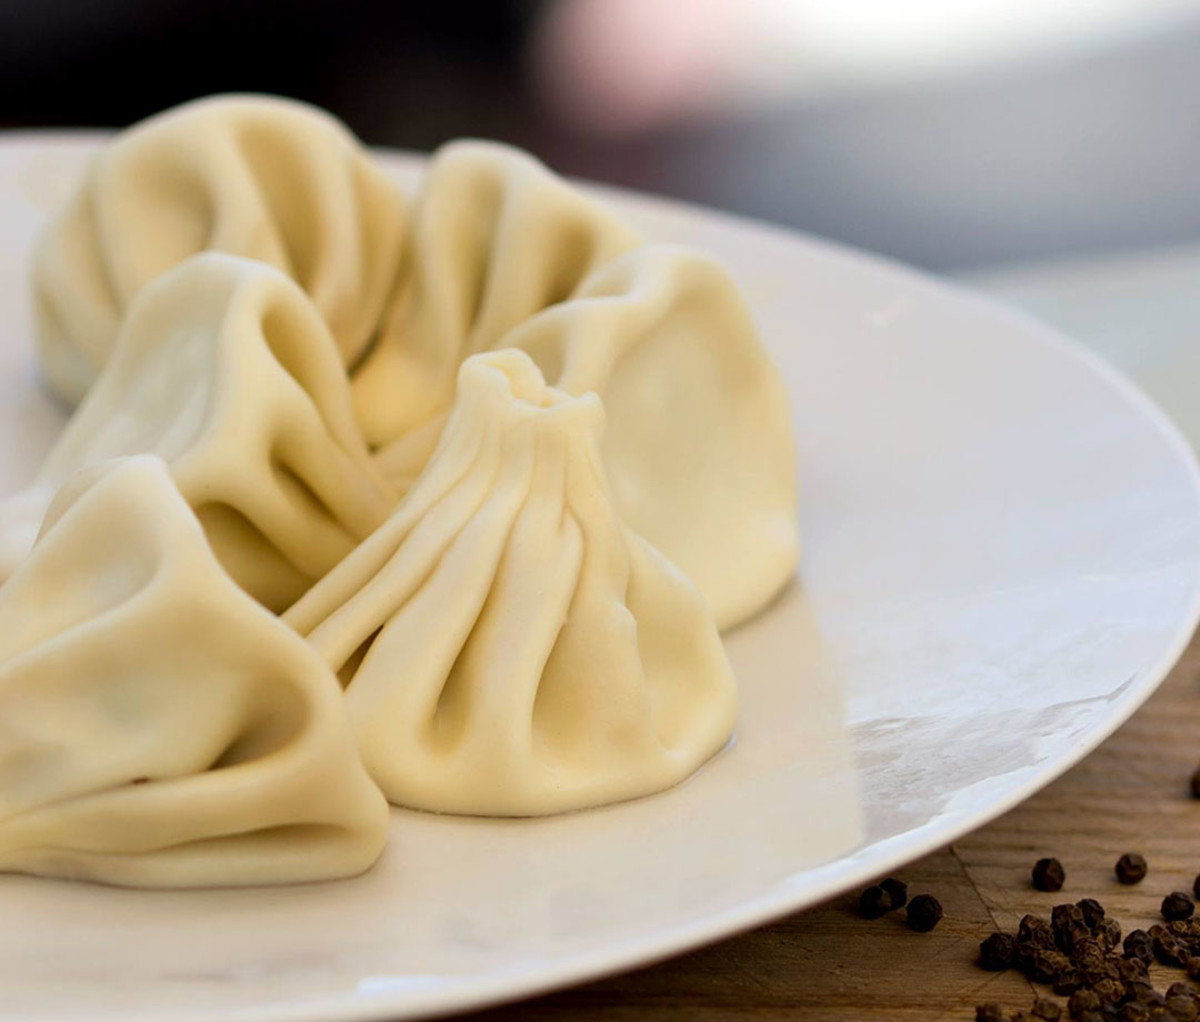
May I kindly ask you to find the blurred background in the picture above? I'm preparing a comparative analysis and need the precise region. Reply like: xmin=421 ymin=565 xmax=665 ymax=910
xmin=3 ymin=0 xmax=1200 ymax=274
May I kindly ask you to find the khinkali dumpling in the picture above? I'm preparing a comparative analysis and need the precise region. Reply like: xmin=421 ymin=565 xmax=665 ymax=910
xmin=0 ymin=253 xmax=397 ymax=610
xmin=351 ymin=139 xmax=642 ymax=447
xmin=0 ymin=457 xmax=389 ymax=887
xmin=375 ymin=245 xmax=798 ymax=629
xmin=286 ymin=350 xmax=738 ymax=816
xmin=35 ymin=94 xmax=405 ymax=405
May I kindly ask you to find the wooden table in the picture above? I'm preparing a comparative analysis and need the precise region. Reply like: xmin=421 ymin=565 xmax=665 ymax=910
xmin=461 ymin=632 xmax=1200 ymax=1020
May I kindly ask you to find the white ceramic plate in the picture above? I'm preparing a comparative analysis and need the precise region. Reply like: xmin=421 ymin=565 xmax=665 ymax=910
xmin=1 ymin=136 xmax=1199 ymax=1022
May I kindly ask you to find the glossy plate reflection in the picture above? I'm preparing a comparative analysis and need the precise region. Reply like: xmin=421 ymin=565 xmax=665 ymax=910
xmin=0 ymin=137 xmax=1196 ymax=1022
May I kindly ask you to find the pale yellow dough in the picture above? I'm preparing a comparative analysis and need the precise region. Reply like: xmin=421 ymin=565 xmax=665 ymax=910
xmin=0 ymin=457 xmax=389 ymax=887
xmin=0 ymin=253 xmax=397 ymax=610
xmin=375 ymin=245 xmax=799 ymax=629
xmin=286 ymin=351 xmax=738 ymax=816
xmin=350 ymin=139 xmax=643 ymax=448
xmin=35 ymin=94 xmax=405 ymax=405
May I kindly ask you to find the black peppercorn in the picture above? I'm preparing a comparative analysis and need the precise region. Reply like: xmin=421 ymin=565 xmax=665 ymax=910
xmin=1129 ymin=980 xmax=1165 ymax=1007
xmin=1053 ymin=970 xmax=1083 ymax=996
xmin=979 ymin=932 xmax=1016 ymax=971
xmin=975 ymin=1004 xmax=1006 ymax=1022
xmin=1164 ymin=892 xmax=1196 ymax=922
xmin=906 ymin=893 xmax=943 ymax=932
xmin=1033 ymin=857 xmax=1066 ymax=892
xmin=1093 ymin=978 xmax=1126 ymax=1006
xmin=1031 ymin=997 xmax=1062 ymax=1020
xmin=1052 ymin=903 xmax=1089 ymax=952
xmin=879 ymin=877 xmax=907 ymax=910
xmin=1116 ymin=853 xmax=1149 ymax=885
xmin=1153 ymin=926 xmax=1190 ymax=967
xmin=1070 ymin=990 xmax=1102 ymax=1016
xmin=1125 ymin=929 xmax=1155 ymax=964
xmin=1119 ymin=1004 xmax=1150 ymax=1022
xmin=1097 ymin=917 xmax=1123 ymax=949
xmin=1118 ymin=956 xmax=1149 ymax=983
xmin=1168 ymin=996 xmax=1200 ymax=1022
xmin=1026 ymin=949 xmax=1072 ymax=984
xmin=1077 ymin=898 xmax=1106 ymax=929
xmin=857 ymin=884 xmax=893 ymax=919
xmin=1020 ymin=914 xmax=1058 ymax=951
xmin=1190 ymin=764 xmax=1200 ymax=799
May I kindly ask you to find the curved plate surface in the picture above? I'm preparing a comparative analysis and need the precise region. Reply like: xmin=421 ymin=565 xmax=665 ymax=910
xmin=0 ymin=135 xmax=1198 ymax=1022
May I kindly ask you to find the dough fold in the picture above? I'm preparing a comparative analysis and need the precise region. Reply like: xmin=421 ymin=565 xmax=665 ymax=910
xmin=2 ymin=253 xmax=397 ymax=610
xmin=351 ymin=140 xmax=643 ymax=447
xmin=35 ymin=94 xmax=405 ymax=404
xmin=0 ymin=457 xmax=389 ymax=887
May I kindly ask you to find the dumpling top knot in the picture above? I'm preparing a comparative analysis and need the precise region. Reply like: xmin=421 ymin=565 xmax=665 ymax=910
xmin=287 ymin=350 xmax=738 ymax=816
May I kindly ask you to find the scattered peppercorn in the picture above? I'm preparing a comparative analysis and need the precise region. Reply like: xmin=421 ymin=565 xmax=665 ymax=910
xmin=1020 ymin=914 xmax=1058 ymax=951
xmin=1069 ymin=989 xmax=1101 ymax=1016
xmin=1164 ymin=892 xmax=1196 ymax=922
xmin=1092 ymin=976 xmax=1125 ymax=1005
xmin=1096 ymin=917 xmax=1122 ymax=949
xmin=975 ymin=1004 xmax=1005 ymax=1022
xmin=1030 ymin=996 xmax=1062 ymax=1020
xmin=906 ymin=893 xmax=943 ymax=932
xmin=1027 ymin=949 xmax=1072 ymax=984
xmin=980 ymin=932 xmax=1017 ymax=971
xmin=1152 ymin=924 xmax=1189 ymax=967
xmin=1076 ymin=898 xmax=1105 ymax=928
xmin=1190 ymin=764 xmax=1200 ymax=799
xmin=1052 ymin=970 xmax=1082 ymax=996
xmin=1052 ymin=903 xmax=1089 ymax=953
xmin=1130 ymin=982 xmax=1166 ymax=1007
xmin=1033 ymin=857 xmax=1066 ymax=892
xmin=857 ymin=884 xmax=893 ymax=919
xmin=1124 ymin=929 xmax=1154 ymax=965
xmin=1116 ymin=853 xmax=1148 ymax=885
xmin=1119 ymin=1004 xmax=1150 ymax=1022
xmin=879 ymin=877 xmax=908 ymax=910
xmin=1169 ymin=995 xmax=1200 ymax=1022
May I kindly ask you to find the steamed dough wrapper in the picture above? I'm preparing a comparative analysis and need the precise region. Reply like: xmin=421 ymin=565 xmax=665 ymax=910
xmin=376 ymin=245 xmax=799 ymax=629
xmin=0 ymin=457 xmax=389 ymax=887
xmin=287 ymin=351 xmax=738 ymax=815
xmin=351 ymin=139 xmax=643 ymax=448
xmin=0 ymin=253 xmax=397 ymax=610
xmin=35 ymin=94 xmax=405 ymax=404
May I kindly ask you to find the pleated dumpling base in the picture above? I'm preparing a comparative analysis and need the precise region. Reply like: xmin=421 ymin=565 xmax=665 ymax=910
xmin=351 ymin=140 xmax=642 ymax=448
xmin=35 ymin=94 xmax=405 ymax=405
xmin=376 ymin=245 xmax=799 ymax=630
xmin=0 ymin=457 xmax=389 ymax=888
xmin=0 ymin=252 xmax=397 ymax=610
xmin=286 ymin=351 xmax=738 ymax=816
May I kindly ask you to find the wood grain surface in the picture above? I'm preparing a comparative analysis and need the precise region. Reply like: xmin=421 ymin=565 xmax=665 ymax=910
xmin=461 ymin=632 xmax=1200 ymax=1021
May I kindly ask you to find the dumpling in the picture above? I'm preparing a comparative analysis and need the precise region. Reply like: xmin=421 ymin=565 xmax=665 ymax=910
xmin=375 ymin=245 xmax=798 ymax=630
xmin=0 ymin=253 xmax=397 ymax=610
xmin=286 ymin=350 xmax=738 ymax=816
xmin=0 ymin=456 xmax=389 ymax=887
xmin=34 ymin=93 xmax=405 ymax=405
xmin=350 ymin=139 xmax=642 ymax=448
